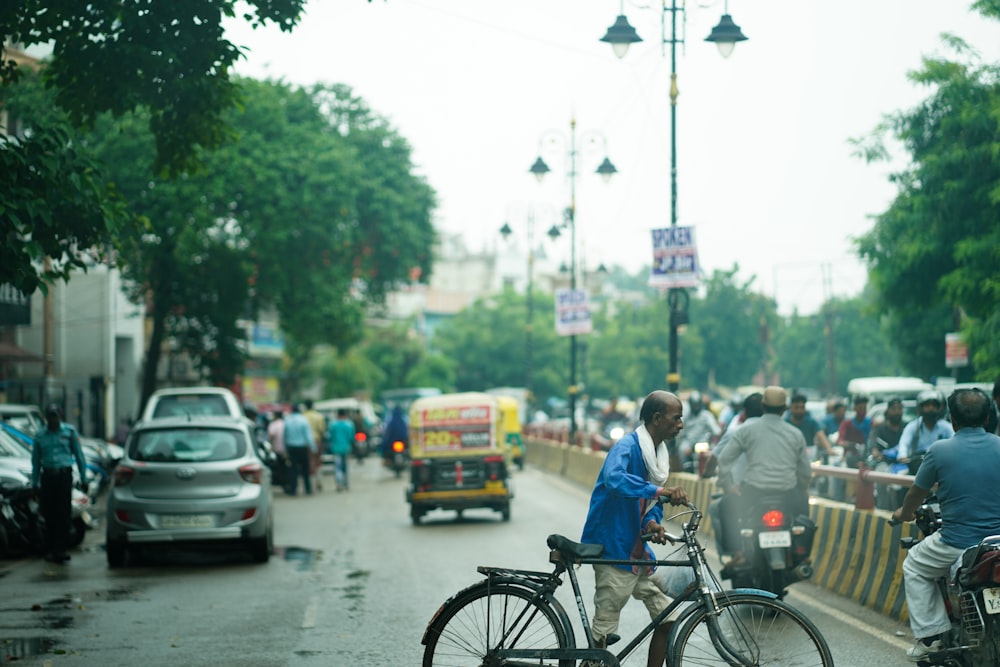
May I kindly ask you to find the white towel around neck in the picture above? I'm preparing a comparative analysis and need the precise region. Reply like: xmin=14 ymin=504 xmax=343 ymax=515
xmin=636 ymin=423 xmax=670 ymax=486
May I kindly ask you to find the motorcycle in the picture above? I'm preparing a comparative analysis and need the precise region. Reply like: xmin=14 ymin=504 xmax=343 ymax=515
xmin=384 ymin=439 xmax=408 ymax=479
xmin=0 ymin=485 xmax=46 ymax=557
xmin=892 ymin=496 xmax=1000 ymax=666
xmin=720 ymin=491 xmax=817 ymax=598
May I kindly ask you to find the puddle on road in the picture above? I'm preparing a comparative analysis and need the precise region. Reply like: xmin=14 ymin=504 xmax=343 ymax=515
xmin=0 ymin=637 xmax=59 ymax=660
xmin=279 ymin=546 xmax=320 ymax=571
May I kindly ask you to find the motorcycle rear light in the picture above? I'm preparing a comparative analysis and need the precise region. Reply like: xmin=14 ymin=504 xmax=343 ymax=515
xmin=112 ymin=466 xmax=135 ymax=487
xmin=355 ymin=432 xmax=367 ymax=442
xmin=392 ymin=440 xmax=405 ymax=453
xmin=761 ymin=510 xmax=785 ymax=528
xmin=239 ymin=463 xmax=264 ymax=484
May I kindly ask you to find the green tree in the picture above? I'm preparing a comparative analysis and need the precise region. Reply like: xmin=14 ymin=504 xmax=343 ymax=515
xmin=1 ymin=1 xmax=308 ymax=293
xmin=855 ymin=5 xmax=1000 ymax=380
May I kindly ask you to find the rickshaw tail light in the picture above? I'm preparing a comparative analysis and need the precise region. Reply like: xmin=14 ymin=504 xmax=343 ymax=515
xmin=392 ymin=440 xmax=405 ymax=453
xmin=485 ymin=455 xmax=504 ymax=481
xmin=355 ymin=432 xmax=367 ymax=442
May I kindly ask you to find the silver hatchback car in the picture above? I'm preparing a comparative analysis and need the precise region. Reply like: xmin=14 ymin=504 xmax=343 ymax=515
xmin=105 ymin=416 xmax=273 ymax=567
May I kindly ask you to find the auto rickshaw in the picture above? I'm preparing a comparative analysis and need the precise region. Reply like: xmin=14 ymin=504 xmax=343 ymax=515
xmin=406 ymin=392 xmax=513 ymax=524
xmin=495 ymin=395 xmax=525 ymax=470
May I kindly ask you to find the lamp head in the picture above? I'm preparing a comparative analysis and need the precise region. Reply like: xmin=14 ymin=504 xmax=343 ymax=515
xmin=529 ymin=156 xmax=551 ymax=182
xmin=705 ymin=14 xmax=748 ymax=58
xmin=600 ymin=14 xmax=642 ymax=59
xmin=499 ymin=222 xmax=513 ymax=240
xmin=595 ymin=157 xmax=617 ymax=183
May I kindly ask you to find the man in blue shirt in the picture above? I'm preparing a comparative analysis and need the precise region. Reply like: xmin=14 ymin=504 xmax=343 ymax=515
xmin=282 ymin=403 xmax=317 ymax=496
xmin=580 ymin=390 xmax=688 ymax=667
xmin=892 ymin=388 xmax=1000 ymax=661
xmin=30 ymin=404 xmax=88 ymax=564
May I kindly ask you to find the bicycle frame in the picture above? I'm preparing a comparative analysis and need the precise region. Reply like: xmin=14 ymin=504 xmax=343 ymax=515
xmin=480 ymin=504 xmax=769 ymax=667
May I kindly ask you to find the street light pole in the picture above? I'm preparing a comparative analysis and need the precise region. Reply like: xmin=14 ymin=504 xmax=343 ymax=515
xmin=531 ymin=117 xmax=616 ymax=447
xmin=499 ymin=211 xmax=540 ymax=396
xmin=602 ymin=1 xmax=747 ymax=392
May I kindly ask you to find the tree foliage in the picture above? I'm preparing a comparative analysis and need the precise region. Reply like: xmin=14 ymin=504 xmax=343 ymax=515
xmin=855 ymin=16 xmax=1000 ymax=380
xmin=4 ymin=73 xmax=437 ymax=408
xmin=0 ymin=1 xmax=306 ymax=294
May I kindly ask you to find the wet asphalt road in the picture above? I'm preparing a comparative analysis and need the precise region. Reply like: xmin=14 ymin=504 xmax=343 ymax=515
xmin=1 ymin=460 xmax=915 ymax=665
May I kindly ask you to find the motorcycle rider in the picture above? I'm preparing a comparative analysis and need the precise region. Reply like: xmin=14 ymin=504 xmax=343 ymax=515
xmin=891 ymin=388 xmax=1000 ymax=661
xmin=676 ymin=391 xmax=720 ymax=473
xmin=896 ymin=390 xmax=954 ymax=474
xmin=716 ymin=386 xmax=812 ymax=569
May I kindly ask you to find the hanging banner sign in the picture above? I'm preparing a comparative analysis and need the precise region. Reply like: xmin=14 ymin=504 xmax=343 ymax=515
xmin=554 ymin=288 xmax=592 ymax=337
xmin=648 ymin=226 xmax=702 ymax=289
xmin=944 ymin=332 xmax=969 ymax=368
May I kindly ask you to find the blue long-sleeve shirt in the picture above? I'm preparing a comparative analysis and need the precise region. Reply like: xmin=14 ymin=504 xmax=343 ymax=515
xmin=581 ymin=431 xmax=664 ymax=571
xmin=283 ymin=413 xmax=317 ymax=452
xmin=31 ymin=423 xmax=88 ymax=487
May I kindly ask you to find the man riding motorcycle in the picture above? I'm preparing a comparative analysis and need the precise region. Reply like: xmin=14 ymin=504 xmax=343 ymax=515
xmin=894 ymin=390 xmax=954 ymax=474
xmin=892 ymin=388 xmax=1000 ymax=662
xmin=716 ymin=386 xmax=812 ymax=569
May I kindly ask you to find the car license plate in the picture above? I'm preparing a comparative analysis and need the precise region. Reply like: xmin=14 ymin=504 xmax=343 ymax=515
xmin=160 ymin=514 xmax=213 ymax=529
xmin=759 ymin=531 xmax=792 ymax=549
xmin=983 ymin=588 xmax=1000 ymax=614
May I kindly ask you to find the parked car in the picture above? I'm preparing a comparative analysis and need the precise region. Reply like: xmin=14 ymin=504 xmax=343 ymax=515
xmin=105 ymin=415 xmax=274 ymax=567
xmin=0 ymin=427 xmax=33 ymax=488
xmin=0 ymin=403 xmax=46 ymax=437
xmin=141 ymin=387 xmax=244 ymax=421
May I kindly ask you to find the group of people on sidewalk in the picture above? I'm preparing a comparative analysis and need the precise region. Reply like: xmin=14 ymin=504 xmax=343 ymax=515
xmin=263 ymin=400 xmax=356 ymax=495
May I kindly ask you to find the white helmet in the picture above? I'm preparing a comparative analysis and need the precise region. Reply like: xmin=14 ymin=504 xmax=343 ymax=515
xmin=916 ymin=390 xmax=943 ymax=407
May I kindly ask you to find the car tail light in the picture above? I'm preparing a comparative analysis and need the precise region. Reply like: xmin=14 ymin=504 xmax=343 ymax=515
xmin=115 ymin=510 xmax=131 ymax=523
xmin=762 ymin=510 xmax=785 ymax=528
xmin=355 ymin=432 xmax=367 ymax=443
xmin=241 ymin=508 xmax=257 ymax=521
xmin=239 ymin=463 xmax=264 ymax=484
xmin=391 ymin=440 xmax=405 ymax=453
xmin=112 ymin=466 xmax=135 ymax=487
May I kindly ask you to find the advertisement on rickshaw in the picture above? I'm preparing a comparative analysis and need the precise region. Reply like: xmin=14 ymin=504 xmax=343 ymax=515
xmin=414 ymin=403 xmax=495 ymax=453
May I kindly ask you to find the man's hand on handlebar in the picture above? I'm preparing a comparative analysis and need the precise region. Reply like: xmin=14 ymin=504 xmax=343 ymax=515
xmin=657 ymin=486 xmax=689 ymax=506
xmin=643 ymin=519 xmax=669 ymax=544
xmin=891 ymin=507 xmax=914 ymax=524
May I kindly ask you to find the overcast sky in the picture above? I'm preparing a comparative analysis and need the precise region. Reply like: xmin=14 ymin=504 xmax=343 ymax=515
xmin=224 ymin=1 xmax=1000 ymax=315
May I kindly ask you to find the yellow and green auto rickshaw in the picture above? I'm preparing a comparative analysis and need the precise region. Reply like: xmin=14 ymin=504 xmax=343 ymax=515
xmin=495 ymin=395 xmax=525 ymax=470
xmin=406 ymin=392 xmax=514 ymax=524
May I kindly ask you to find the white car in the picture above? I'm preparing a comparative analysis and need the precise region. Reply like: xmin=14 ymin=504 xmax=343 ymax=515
xmin=141 ymin=387 xmax=244 ymax=422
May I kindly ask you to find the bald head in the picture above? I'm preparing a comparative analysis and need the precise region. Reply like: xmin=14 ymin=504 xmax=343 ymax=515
xmin=640 ymin=391 xmax=680 ymax=423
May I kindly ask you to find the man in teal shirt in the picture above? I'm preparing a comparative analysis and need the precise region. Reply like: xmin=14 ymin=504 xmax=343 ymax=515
xmin=327 ymin=408 xmax=356 ymax=492
xmin=30 ymin=404 xmax=88 ymax=563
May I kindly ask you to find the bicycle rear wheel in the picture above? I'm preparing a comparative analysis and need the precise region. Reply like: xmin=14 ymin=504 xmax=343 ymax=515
xmin=670 ymin=593 xmax=833 ymax=666
xmin=422 ymin=582 xmax=574 ymax=667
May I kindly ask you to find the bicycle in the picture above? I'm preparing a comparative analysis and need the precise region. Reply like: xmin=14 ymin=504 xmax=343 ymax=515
xmin=421 ymin=498 xmax=833 ymax=666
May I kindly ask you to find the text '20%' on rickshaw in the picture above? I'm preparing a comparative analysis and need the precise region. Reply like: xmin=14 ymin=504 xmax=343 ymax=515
xmin=406 ymin=392 xmax=514 ymax=525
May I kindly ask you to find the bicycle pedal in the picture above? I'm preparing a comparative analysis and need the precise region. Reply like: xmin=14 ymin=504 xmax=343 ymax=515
xmin=606 ymin=633 xmax=621 ymax=646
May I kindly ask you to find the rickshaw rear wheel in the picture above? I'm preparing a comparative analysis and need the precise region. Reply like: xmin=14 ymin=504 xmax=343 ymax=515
xmin=411 ymin=507 xmax=423 ymax=525
xmin=501 ymin=504 xmax=511 ymax=522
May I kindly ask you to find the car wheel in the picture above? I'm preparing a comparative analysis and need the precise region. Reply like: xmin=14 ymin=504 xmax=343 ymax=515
xmin=106 ymin=537 xmax=127 ymax=568
xmin=250 ymin=522 xmax=273 ymax=563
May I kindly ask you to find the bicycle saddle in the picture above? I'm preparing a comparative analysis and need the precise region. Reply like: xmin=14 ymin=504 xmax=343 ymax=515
xmin=547 ymin=534 xmax=604 ymax=560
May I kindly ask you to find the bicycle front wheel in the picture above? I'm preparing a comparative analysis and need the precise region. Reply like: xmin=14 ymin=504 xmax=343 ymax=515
xmin=422 ymin=582 xmax=574 ymax=667
xmin=670 ymin=593 xmax=833 ymax=666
